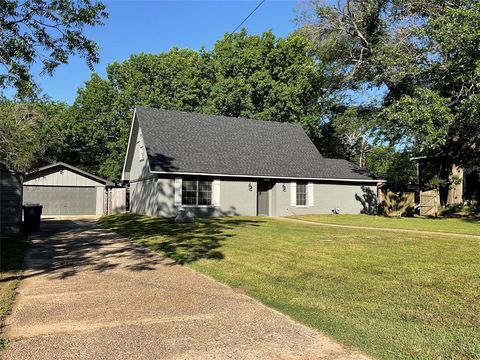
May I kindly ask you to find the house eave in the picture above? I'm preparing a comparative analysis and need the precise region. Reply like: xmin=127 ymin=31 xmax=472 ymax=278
xmin=121 ymin=108 xmax=137 ymax=182
xmin=149 ymin=170 xmax=384 ymax=183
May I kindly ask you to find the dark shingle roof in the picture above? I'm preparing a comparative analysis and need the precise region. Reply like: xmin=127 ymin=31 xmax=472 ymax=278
xmin=135 ymin=107 xmax=378 ymax=181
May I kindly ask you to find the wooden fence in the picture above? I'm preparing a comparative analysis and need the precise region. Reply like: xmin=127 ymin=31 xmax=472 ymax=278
xmin=420 ymin=190 xmax=440 ymax=216
xmin=106 ymin=188 xmax=127 ymax=215
xmin=378 ymin=190 xmax=415 ymax=216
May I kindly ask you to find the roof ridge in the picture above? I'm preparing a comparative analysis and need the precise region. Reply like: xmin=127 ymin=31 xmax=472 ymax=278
xmin=132 ymin=107 xmax=379 ymax=181
xmin=135 ymin=106 xmax=302 ymax=127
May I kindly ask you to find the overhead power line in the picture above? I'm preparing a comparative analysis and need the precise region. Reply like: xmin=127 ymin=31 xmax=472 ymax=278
xmin=227 ymin=0 xmax=266 ymax=38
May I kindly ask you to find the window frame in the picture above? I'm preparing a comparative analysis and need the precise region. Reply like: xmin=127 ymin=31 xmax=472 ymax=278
xmin=296 ymin=181 xmax=308 ymax=207
xmin=181 ymin=178 xmax=213 ymax=207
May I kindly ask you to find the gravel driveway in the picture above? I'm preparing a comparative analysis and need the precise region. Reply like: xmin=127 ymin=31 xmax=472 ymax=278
xmin=2 ymin=219 xmax=369 ymax=359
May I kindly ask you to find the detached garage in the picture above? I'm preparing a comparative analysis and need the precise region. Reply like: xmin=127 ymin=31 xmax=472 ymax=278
xmin=23 ymin=162 xmax=113 ymax=216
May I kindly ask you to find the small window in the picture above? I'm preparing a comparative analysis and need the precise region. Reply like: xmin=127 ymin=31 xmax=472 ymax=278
xmin=139 ymin=145 xmax=144 ymax=161
xmin=296 ymin=182 xmax=307 ymax=206
xmin=182 ymin=179 xmax=212 ymax=206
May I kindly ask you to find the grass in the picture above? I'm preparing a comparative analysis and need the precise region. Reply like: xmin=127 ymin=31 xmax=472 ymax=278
xmin=290 ymin=214 xmax=480 ymax=236
xmin=100 ymin=213 xmax=480 ymax=360
xmin=0 ymin=233 xmax=29 ymax=349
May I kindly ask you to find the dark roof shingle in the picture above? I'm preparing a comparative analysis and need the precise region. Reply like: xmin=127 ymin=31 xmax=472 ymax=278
xmin=135 ymin=107 xmax=377 ymax=181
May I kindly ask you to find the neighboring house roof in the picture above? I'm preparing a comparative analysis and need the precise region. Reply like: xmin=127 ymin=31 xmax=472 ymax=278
xmin=131 ymin=107 xmax=380 ymax=182
xmin=26 ymin=162 xmax=114 ymax=186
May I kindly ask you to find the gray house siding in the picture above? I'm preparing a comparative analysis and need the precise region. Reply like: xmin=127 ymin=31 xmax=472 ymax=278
xmin=123 ymin=108 xmax=381 ymax=218
xmin=130 ymin=177 xmax=257 ymax=217
xmin=130 ymin=127 xmax=151 ymax=182
xmin=130 ymin=177 xmax=174 ymax=217
xmin=269 ymin=181 xmax=377 ymax=216
xmin=0 ymin=169 xmax=23 ymax=234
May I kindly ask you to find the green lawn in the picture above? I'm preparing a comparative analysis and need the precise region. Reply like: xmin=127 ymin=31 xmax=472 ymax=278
xmin=0 ymin=234 xmax=29 ymax=349
xmin=291 ymin=214 xmax=480 ymax=236
xmin=100 ymin=213 xmax=480 ymax=360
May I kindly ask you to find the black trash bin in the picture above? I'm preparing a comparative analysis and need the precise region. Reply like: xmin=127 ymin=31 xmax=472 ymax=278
xmin=23 ymin=203 xmax=43 ymax=233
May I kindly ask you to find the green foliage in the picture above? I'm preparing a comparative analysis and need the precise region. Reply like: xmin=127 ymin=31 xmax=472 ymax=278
xmin=0 ymin=100 xmax=67 ymax=173
xmin=331 ymin=106 xmax=376 ymax=166
xmin=300 ymin=0 xmax=480 ymax=166
xmin=426 ymin=176 xmax=448 ymax=191
xmin=364 ymin=147 xmax=416 ymax=186
xmin=0 ymin=0 xmax=108 ymax=97
xmin=378 ymin=88 xmax=454 ymax=151
xmin=69 ymin=30 xmax=342 ymax=180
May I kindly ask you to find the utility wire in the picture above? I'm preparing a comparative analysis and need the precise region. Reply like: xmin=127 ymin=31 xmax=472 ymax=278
xmin=227 ymin=0 xmax=266 ymax=38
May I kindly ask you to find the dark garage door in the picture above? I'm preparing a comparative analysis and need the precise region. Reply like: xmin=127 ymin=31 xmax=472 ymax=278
xmin=23 ymin=186 xmax=97 ymax=215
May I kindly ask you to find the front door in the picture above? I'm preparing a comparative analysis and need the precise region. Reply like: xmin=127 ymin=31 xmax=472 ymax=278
xmin=257 ymin=181 xmax=272 ymax=216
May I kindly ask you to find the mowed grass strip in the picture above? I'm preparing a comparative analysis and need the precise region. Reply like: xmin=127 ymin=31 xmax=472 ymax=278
xmin=0 ymin=234 xmax=29 ymax=349
xmin=291 ymin=214 xmax=480 ymax=236
xmin=100 ymin=214 xmax=480 ymax=360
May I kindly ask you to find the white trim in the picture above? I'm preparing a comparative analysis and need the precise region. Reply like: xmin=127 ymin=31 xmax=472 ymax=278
xmin=180 ymin=205 xmax=215 ymax=208
xmin=290 ymin=182 xmax=296 ymax=206
xmin=121 ymin=108 xmax=137 ymax=181
xmin=150 ymin=169 xmax=383 ymax=183
xmin=212 ymin=179 xmax=220 ymax=207
xmin=307 ymin=182 xmax=314 ymax=206
xmin=174 ymin=178 xmax=182 ymax=205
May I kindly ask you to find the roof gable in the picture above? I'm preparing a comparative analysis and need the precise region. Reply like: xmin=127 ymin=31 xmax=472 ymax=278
xmin=132 ymin=107 xmax=378 ymax=182
xmin=26 ymin=162 xmax=113 ymax=186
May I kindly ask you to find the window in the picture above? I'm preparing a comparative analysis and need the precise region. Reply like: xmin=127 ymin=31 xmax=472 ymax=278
xmin=182 ymin=179 xmax=212 ymax=206
xmin=296 ymin=182 xmax=307 ymax=206
xmin=139 ymin=145 xmax=144 ymax=161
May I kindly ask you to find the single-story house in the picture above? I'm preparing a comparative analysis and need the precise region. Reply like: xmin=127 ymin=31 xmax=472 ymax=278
xmin=23 ymin=162 xmax=113 ymax=216
xmin=122 ymin=107 xmax=382 ymax=217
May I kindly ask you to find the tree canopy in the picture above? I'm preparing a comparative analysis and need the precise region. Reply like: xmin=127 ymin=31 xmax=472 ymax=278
xmin=59 ymin=30 xmax=343 ymax=180
xmin=0 ymin=0 xmax=107 ymax=97
xmin=0 ymin=98 xmax=67 ymax=173
xmin=300 ymin=0 xmax=480 ymax=169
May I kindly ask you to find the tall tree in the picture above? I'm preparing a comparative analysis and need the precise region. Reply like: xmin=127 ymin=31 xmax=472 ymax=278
xmin=0 ymin=0 xmax=108 ymax=97
xmin=69 ymin=30 xmax=344 ymax=180
xmin=300 ymin=0 xmax=480 ymax=168
xmin=331 ymin=106 xmax=375 ymax=167
xmin=0 ymin=99 xmax=67 ymax=173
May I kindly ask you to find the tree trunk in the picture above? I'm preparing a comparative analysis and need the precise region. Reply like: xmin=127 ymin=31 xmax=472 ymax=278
xmin=358 ymin=139 xmax=368 ymax=168
xmin=446 ymin=164 xmax=464 ymax=206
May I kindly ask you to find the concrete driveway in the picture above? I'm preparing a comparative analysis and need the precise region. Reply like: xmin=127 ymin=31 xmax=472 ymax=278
xmin=2 ymin=219 xmax=369 ymax=359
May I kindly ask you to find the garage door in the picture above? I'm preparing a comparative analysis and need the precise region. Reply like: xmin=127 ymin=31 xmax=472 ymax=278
xmin=23 ymin=186 xmax=97 ymax=215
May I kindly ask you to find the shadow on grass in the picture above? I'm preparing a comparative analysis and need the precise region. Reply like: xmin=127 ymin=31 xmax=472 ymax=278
xmin=99 ymin=213 xmax=263 ymax=264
